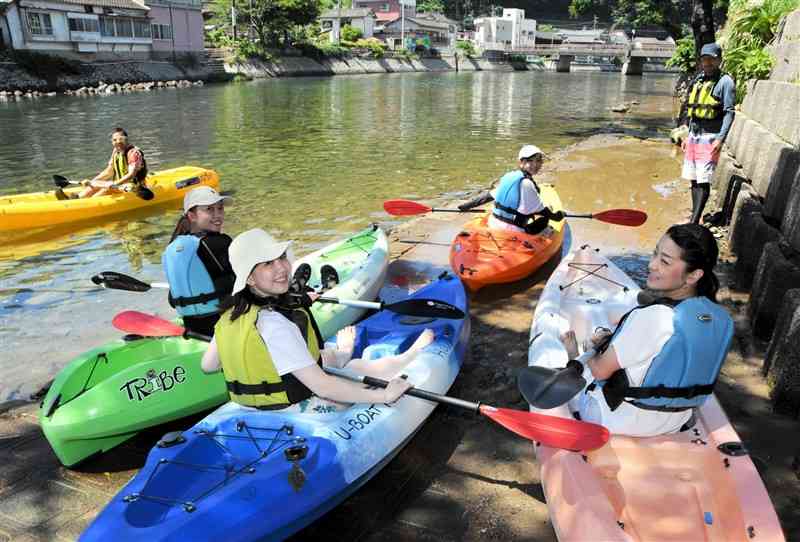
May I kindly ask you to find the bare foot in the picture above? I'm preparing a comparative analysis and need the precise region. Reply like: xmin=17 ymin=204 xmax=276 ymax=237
xmin=336 ymin=326 xmax=357 ymax=359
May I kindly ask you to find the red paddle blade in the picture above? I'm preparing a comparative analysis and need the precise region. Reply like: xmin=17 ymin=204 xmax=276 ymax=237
xmin=111 ymin=311 xmax=186 ymax=337
xmin=383 ymin=199 xmax=433 ymax=216
xmin=593 ymin=209 xmax=648 ymax=227
xmin=479 ymin=405 xmax=609 ymax=451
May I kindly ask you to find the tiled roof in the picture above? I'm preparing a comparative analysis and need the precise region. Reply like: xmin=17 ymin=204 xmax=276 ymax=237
xmin=23 ymin=0 xmax=149 ymax=10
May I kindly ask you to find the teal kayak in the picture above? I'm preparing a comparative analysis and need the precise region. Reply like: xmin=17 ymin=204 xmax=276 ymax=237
xmin=40 ymin=225 xmax=389 ymax=467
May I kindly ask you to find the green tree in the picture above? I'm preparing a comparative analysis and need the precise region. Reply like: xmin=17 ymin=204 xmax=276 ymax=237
xmin=417 ymin=0 xmax=445 ymax=13
xmin=211 ymin=0 xmax=323 ymax=48
xmin=340 ymin=24 xmax=363 ymax=42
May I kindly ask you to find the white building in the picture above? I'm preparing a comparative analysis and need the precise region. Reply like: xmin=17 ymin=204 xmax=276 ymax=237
xmin=474 ymin=8 xmax=535 ymax=50
xmin=320 ymin=7 xmax=376 ymax=42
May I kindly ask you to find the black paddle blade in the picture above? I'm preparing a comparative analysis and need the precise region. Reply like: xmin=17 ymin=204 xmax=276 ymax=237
xmin=386 ymin=298 xmax=465 ymax=319
xmin=136 ymin=187 xmax=155 ymax=200
xmin=91 ymin=271 xmax=152 ymax=292
xmin=53 ymin=175 xmax=70 ymax=188
xmin=517 ymin=364 xmax=586 ymax=409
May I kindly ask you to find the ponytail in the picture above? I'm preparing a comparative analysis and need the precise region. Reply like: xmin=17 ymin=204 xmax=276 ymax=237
xmin=665 ymin=223 xmax=720 ymax=302
xmin=168 ymin=214 xmax=192 ymax=244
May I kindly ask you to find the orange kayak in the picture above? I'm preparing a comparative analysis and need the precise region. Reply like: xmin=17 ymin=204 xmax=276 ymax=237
xmin=449 ymin=184 xmax=565 ymax=292
xmin=528 ymin=246 xmax=785 ymax=542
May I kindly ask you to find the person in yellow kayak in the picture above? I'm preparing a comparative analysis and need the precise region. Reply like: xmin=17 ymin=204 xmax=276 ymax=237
xmin=458 ymin=145 xmax=564 ymax=234
xmin=559 ymin=223 xmax=733 ymax=436
xmin=57 ymin=127 xmax=148 ymax=199
xmin=162 ymin=186 xmax=235 ymax=337
xmin=200 ymin=228 xmax=432 ymax=413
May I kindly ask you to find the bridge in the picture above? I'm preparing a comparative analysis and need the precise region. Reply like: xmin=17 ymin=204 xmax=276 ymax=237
xmin=480 ymin=42 xmax=676 ymax=75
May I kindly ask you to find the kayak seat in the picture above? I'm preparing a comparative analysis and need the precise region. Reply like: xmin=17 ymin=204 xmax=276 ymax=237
xmin=360 ymin=331 xmax=419 ymax=361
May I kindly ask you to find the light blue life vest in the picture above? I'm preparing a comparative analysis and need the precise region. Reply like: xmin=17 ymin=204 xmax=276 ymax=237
xmin=162 ymin=235 xmax=222 ymax=317
xmin=492 ymin=170 xmax=539 ymax=228
xmin=602 ymin=297 xmax=734 ymax=412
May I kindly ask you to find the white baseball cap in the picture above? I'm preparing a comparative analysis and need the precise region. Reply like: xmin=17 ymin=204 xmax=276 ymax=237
xmin=230 ymin=228 xmax=294 ymax=295
xmin=183 ymin=186 xmax=231 ymax=214
xmin=518 ymin=144 xmax=544 ymax=160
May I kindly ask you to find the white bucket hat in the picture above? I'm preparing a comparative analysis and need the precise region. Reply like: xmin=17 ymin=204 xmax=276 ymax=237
xmin=230 ymin=228 xmax=293 ymax=295
xmin=518 ymin=144 xmax=544 ymax=160
xmin=183 ymin=186 xmax=231 ymax=214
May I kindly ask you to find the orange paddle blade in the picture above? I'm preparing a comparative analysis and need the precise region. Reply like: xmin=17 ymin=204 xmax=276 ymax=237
xmin=112 ymin=311 xmax=186 ymax=337
xmin=383 ymin=199 xmax=433 ymax=216
xmin=479 ymin=405 xmax=609 ymax=451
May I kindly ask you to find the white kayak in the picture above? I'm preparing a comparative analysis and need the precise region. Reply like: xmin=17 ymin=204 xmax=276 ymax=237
xmin=527 ymin=245 xmax=785 ymax=542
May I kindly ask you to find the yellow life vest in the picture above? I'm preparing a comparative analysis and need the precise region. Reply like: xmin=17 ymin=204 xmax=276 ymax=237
xmin=214 ymin=305 xmax=319 ymax=409
xmin=687 ymin=77 xmax=723 ymax=120
xmin=112 ymin=146 xmax=148 ymax=184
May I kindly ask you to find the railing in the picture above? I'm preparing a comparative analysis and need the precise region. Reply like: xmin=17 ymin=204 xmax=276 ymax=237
xmin=479 ymin=41 xmax=675 ymax=58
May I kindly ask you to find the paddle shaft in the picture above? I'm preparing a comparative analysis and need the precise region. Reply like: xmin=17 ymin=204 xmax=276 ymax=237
xmin=316 ymin=296 xmax=381 ymax=310
xmin=324 ymin=367 xmax=479 ymax=412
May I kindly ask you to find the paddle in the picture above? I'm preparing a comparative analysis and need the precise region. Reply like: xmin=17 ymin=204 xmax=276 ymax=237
xmin=324 ymin=367 xmax=609 ymax=451
xmin=53 ymin=174 xmax=155 ymax=201
xmin=383 ymin=199 xmax=648 ymax=227
xmin=95 ymin=272 xmax=465 ymax=319
xmin=517 ymin=362 xmax=587 ymax=409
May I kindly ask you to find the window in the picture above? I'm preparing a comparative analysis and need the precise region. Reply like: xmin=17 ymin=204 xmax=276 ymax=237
xmin=321 ymin=20 xmax=332 ymax=30
xmin=380 ymin=3 xmax=390 ymax=11
xmin=100 ymin=16 xmax=150 ymax=38
xmin=69 ymin=18 xmax=100 ymax=33
xmin=152 ymin=23 xmax=173 ymax=40
xmin=133 ymin=20 xmax=151 ymax=38
xmin=27 ymin=12 xmax=53 ymax=36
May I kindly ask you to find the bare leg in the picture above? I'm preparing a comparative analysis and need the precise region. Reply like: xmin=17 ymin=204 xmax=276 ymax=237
xmin=346 ymin=329 xmax=435 ymax=380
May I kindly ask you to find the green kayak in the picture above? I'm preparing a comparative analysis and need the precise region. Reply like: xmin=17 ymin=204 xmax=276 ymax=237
xmin=40 ymin=225 xmax=389 ymax=467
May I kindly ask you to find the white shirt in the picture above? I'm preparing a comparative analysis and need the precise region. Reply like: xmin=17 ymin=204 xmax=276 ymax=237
xmin=487 ymin=177 xmax=545 ymax=233
xmin=575 ymin=304 xmax=693 ymax=437
xmin=255 ymin=309 xmax=317 ymax=376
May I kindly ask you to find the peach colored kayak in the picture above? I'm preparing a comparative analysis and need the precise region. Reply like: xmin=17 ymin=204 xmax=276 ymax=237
xmin=449 ymin=184 xmax=565 ymax=292
xmin=528 ymin=246 xmax=785 ymax=542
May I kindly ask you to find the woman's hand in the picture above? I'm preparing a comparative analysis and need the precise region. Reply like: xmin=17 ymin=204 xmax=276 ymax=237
xmin=382 ymin=377 xmax=413 ymax=404
xmin=560 ymin=330 xmax=580 ymax=359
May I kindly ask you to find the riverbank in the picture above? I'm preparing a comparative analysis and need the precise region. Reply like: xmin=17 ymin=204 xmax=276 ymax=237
xmin=1 ymin=133 xmax=796 ymax=541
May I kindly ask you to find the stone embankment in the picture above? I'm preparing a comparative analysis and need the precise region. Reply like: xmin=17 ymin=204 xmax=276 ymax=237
xmin=223 ymin=54 xmax=515 ymax=78
xmin=0 ymin=59 xmax=212 ymax=96
xmin=710 ymin=8 xmax=800 ymax=417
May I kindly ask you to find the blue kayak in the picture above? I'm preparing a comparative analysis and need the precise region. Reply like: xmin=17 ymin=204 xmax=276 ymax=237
xmin=80 ymin=274 xmax=470 ymax=542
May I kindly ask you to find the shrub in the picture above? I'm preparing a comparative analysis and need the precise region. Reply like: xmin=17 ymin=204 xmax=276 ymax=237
xmin=665 ymin=35 xmax=696 ymax=73
xmin=456 ymin=40 xmax=476 ymax=57
xmin=340 ymin=25 xmax=363 ymax=42
xmin=353 ymin=38 xmax=387 ymax=59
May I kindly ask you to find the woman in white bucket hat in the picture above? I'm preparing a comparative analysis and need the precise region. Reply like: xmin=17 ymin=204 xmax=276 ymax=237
xmin=200 ymin=228 xmax=421 ymax=412
xmin=161 ymin=186 xmax=234 ymax=337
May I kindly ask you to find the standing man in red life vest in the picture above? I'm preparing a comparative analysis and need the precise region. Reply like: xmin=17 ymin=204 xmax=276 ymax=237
xmin=59 ymin=127 xmax=148 ymax=199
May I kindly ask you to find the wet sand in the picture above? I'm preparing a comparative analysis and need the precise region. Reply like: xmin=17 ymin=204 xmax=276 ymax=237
xmin=1 ymin=134 xmax=798 ymax=541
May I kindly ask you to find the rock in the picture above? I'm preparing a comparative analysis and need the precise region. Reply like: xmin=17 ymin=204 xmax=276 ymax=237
xmin=46 ymin=92 xmax=57 ymax=97
xmin=14 ymin=90 xmax=23 ymax=96
xmin=611 ymin=104 xmax=629 ymax=113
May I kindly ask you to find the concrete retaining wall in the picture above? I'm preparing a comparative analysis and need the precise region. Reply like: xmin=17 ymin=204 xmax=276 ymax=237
xmin=224 ymin=55 xmax=506 ymax=79
xmin=710 ymin=7 xmax=800 ymax=412
xmin=763 ymin=289 xmax=800 ymax=417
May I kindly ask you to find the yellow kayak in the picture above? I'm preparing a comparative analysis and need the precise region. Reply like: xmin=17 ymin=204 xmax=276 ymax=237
xmin=0 ymin=166 xmax=220 ymax=232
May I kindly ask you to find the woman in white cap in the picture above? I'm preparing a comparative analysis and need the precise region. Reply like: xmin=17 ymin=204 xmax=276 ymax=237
xmin=458 ymin=145 xmax=564 ymax=234
xmin=162 ymin=186 xmax=234 ymax=337
xmin=200 ymin=228 xmax=417 ymax=412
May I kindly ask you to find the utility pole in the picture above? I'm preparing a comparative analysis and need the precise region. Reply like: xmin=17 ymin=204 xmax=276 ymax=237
xmin=593 ymin=15 xmax=597 ymax=32
xmin=335 ymin=0 xmax=341 ymax=43
xmin=401 ymin=0 xmax=405 ymax=50
xmin=231 ymin=0 xmax=237 ymax=41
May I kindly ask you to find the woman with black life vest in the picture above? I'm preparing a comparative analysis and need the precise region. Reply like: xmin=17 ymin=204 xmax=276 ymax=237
xmin=162 ymin=186 xmax=235 ymax=337
xmin=681 ymin=43 xmax=736 ymax=224
xmin=559 ymin=223 xmax=734 ymax=437
xmin=200 ymin=228 xmax=415 ymax=412
xmin=458 ymin=145 xmax=564 ymax=234
xmin=63 ymin=128 xmax=148 ymax=199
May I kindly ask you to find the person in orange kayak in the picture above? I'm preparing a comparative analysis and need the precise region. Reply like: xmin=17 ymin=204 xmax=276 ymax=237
xmin=559 ymin=223 xmax=733 ymax=437
xmin=58 ymin=127 xmax=148 ymax=199
xmin=200 ymin=228 xmax=428 ymax=413
xmin=458 ymin=144 xmax=564 ymax=234
xmin=162 ymin=186 xmax=235 ymax=338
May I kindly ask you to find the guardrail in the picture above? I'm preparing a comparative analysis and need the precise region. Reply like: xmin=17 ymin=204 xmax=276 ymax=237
xmin=479 ymin=42 xmax=675 ymax=58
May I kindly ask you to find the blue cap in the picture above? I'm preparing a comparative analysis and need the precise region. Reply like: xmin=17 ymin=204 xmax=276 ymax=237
xmin=700 ymin=43 xmax=722 ymax=58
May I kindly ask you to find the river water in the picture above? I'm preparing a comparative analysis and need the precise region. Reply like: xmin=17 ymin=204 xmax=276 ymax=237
xmin=0 ymin=70 xmax=679 ymax=402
